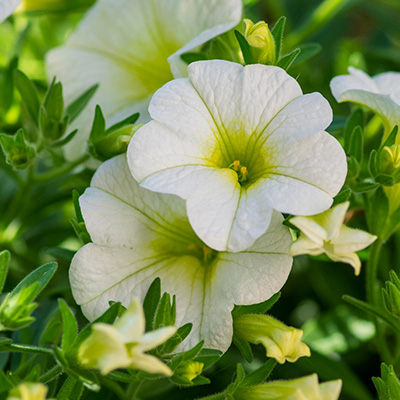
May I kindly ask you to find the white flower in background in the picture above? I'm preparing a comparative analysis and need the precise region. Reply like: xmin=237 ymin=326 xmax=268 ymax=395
xmin=78 ymin=297 xmax=176 ymax=376
xmin=0 ymin=0 xmax=20 ymax=22
xmin=70 ymin=155 xmax=293 ymax=352
xmin=7 ymin=383 xmax=52 ymax=400
xmin=235 ymin=374 xmax=342 ymax=400
xmin=46 ymin=0 xmax=242 ymax=162
xmin=290 ymin=201 xmax=377 ymax=275
xmin=330 ymin=67 xmax=400 ymax=134
xmin=128 ymin=60 xmax=347 ymax=252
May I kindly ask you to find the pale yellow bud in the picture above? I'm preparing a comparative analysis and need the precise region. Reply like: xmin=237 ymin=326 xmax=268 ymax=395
xmin=7 ymin=383 xmax=52 ymax=400
xmin=234 ymin=314 xmax=310 ymax=364
xmin=177 ymin=361 xmax=204 ymax=382
xmin=244 ymin=19 xmax=275 ymax=65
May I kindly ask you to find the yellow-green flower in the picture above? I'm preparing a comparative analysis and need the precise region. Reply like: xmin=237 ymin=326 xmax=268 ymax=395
xmin=234 ymin=313 xmax=310 ymax=364
xmin=244 ymin=19 xmax=275 ymax=64
xmin=78 ymin=297 xmax=176 ymax=375
xmin=290 ymin=201 xmax=377 ymax=275
xmin=7 ymin=383 xmax=52 ymax=400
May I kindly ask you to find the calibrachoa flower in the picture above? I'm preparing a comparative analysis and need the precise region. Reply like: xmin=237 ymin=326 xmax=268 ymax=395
xmin=330 ymin=66 xmax=400 ymax=134
xmin=46 ymin=0 xmax=242 ymax=161
xmin=79 ymin=297 xmax=176 ymax=375
xmin=290 ymin=201 xmax=377 ymax=275
xmin=0 ymin=0 xmax=20 ymax=22
xmin=128 ymin=60 xmax=347 ymax=252
xmin=70 ymin=155 xmax=293 ymax=352
xmin=233 ymin=313 xmax=311 ymax=364
xmin=235 ymin=374 xmax=342 ymax=400
xmin=7 ymin=383 xmax=52 ymax=400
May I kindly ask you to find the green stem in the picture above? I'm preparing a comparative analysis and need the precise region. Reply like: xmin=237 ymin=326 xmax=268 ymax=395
xmin=1 ymin=343 xmax=53 ymax=356
xmin=33 ymin=154 xmax=90 ymax=183
xmin=39 ymin=365 xmax=63 ymax=383
xmin=366 ymin=239 xmax=383 ymax=305
xmin=99 ymin=376 xmax=127 ymax=400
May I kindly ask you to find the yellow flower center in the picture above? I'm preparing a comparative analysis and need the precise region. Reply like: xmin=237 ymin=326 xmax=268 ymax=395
xmin=229 ymin=160 xmax=249 ymax=183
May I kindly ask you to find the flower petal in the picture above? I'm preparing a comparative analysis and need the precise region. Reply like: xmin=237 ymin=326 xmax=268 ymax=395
xmin=139 ymin=326 xmax=177 ymax=352
xmin=46 ymin=0 xmax=242 ymax=161
xmin=325 ymin=250 xmax=362 ymax=275
xmin=258 ymin=131 xmax=347 ymax=215
xmin=290 ymin=234 xmax=325 ymax=256
xmin=115 ymin=297 xmax=145 ymax=344
xmin=0 ymin=0 xmax=20 ymax=22
xmin=130 ymin=352 xmax=173 ymax=376
xmin=373 ymin=72 xmax=400 ymax=105
xmin=333 ymin=225 xmax=377 ymax=253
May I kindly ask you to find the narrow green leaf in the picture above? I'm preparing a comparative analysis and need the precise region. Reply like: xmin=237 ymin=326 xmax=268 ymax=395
xmin=375 ymin=174 xmax=395 ymax=187
xmin=143 ymin=278 xmax=161 ymax=331
xmin=47 ymin=248 xmax=76 ymax=263
xmin=332 ymin=189 xmax=351 ymax=206
xmin=58 ymin=299 xmax=78 ymax=354
xmin=292 ymin=43 xmax=322 ymax=65
xmin=0 ymin=370 xmax=13 ymax=392
xmin=348 ymin=126 xmax=363 ymax=162
xmin=57 ymin=376 xmax=84 ymax=400
xmin=12 ymin=262 xmax=57 ymax=298
xmin=180 ymin=52 xmax=208 ymax=65
xmin=195 ymin=348 xmax=222 ymax=369
xmin=243 ymin=359 xmax=277 ymax=386
xmin=369 ymin=149 xmax=378 ymax=177
xmin=51 ymin=129 xmax=78 ymax=148
xmin=234 ymin=30 xmax=254 ymax=65
xmin=277 ymin=48 xmax=301 ymax=71
xmin=344 ymin=109 xmax=364 ymax=152
xmin=72 ymin=190 xmax=84 ymax=223
xmin=154 ymin=293 xmax=175 ymax=328
xmin=271 ymin=16 xmax=286 ymax=62
xmin=163 ymin=323 xmax=192 ymax=354
xmin=351 ymin=181 xmax=379 ymax=193
xmin=89 ymin=105 xmax=106 ymax=142
xmin=232 ymin=292 xmax=281 ymax=317
xmin=233 ymin=334 xmax=253 ymax=363
xmin=382 ymin=125 xmax=398 ymax=148
xmin=366 ymin=186 xmax=389 ymax=237
xmin=14 ymin=70 xmax=40 ymax=126
xmin=0 ymin=250 xmax=10 ymax=294
xmin=66 ymin=84 xmax=99 ymax=123
xmin=107 ymin=112 xmax=140 ymax=134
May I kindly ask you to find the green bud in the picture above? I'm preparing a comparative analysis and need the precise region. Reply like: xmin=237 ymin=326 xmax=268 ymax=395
xmin=175 ymin=361 xmax=204 ymax=382
xmin=382 ymin=270 xmax=400 ymax=317
xmin=373 ymin=363 xmax=400 ymax=400
xmin=0 ymin=282 xmax=40 ymax=331
xmin=244 ymin=19 xmax=275 ymax=65
xmin=0 ymin=129 xmax=36 ymax=169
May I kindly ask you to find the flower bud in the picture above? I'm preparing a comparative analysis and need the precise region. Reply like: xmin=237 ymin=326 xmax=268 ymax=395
xmin=175 ymin=361 xmax=204 ymax=382
xmin=233 ymin=313 xmax=310 ymax=364
xmin=0 ymin=283 xmax=40 ymax=331
xmin=235 ymin=374 xmax=342 ymax=400
xmin=244 ymin=19 xmax=275 ymax=65
xmin=379 ymin=145 xmax=400 ymax=176
xmin=7 ymin=383 xmax=51 ymax=400
xmin=382 ymin=270 xmax=400 ymax=317
xmin=0 ymin=130 xmax=36 ymax=170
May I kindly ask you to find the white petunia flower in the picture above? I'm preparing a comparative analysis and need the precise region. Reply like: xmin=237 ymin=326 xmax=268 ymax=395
xmin=78 ymin=297 xmax=176 ymax=376
xmin=290 ymin=201 xmax=377 ymax=275
xmin=330 ymin=66 xmax=400 ymax=134
xmin=46 ymin=0 xmax=242 ymax=162
xmin=69 ymin=154 xmax=293 ymax=352
xmin=128 ymin=60 xmax=347 ymax=252
xmin=0 ymin=0 xmax=20 ymax=22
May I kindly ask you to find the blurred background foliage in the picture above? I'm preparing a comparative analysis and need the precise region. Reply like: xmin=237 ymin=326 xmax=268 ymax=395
xmin=0 ymin=0 xmax=399 ymax=398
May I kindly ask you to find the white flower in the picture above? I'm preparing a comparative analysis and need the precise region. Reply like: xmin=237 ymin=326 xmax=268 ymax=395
xmin=46 ymin=0 xmax=242 ymax=162
xmin=330 ymin=66 xmax=400 ymax=133
xmin=78 ymin=297 xmax=176 ymax=376
xmin=290 ymin=201 xmax=377 ymax=275
xmin=7 ymin=383 xmax=51 ymax=400
xmin=128 ymin=60 xmax=347 ymax=252
xmin=69 ymin=155 xmax=293 ymax=352
xmin=0 ymin=0 xmax=20 ymax=22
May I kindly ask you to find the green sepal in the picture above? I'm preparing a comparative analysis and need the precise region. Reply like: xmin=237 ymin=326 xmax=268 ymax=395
xmin=56 ymin=376 xmax=84 ymax=400
xmin=180 ymin=52 xmax=208 ymax=65
xmin=277 ymin=48 xmax=301 ymax=71
xmin=242 ymin=359 xmax=277 ymax=386
xmin=233 ymin=333 xmax=253 ymax=363
xmin=232 ymin=292 xmax=280 ymax=318
xmin=350 ymin=180 xmax=379 ymax=193
xmin=143 ymin=278 xmax=161 ymax=332
xmin=348 ymin=126 xmax=363 ymax=163
xmin=347 ymin=156 xmax=360 ymax=179
xmin=0 ymin=250 xmax=10 ymax=295
xmin=373 ymin=363 xmax=400 ymax=400
xmin=154 ymin=293 xmax=176 ymax=329
xmin=375 ymin=174 xmax=395 ymax=187
xmin=66 ymin=84 xmax=99 ymax=123
xmin=161 ymin=323 xmax=192 ymax=355
xmin=234 ymin=30 xmax=254 ymax=65
xmin=271 ymin=16 xmax=286 ymax=62
xmin=51 ymin=129 xmax=78 ymax=148
xmin=366 ymin=186 xmax=389 ymax=238
xmin=332 ymin=189 xmax=352 ymax=206
xmin=368 ymin=149 xmax=378 ymax=177
xmin=344 ymin=109 xmax=364 ymax=152
xmin=382 ymin=125 xmax=398 ymax=148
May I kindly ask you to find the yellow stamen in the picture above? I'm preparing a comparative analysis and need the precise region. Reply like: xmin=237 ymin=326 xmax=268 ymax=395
xmin=232 ymin=160 xmax=240 ymax=171
xmin=240 ymin=166 xmax=248 ymax=177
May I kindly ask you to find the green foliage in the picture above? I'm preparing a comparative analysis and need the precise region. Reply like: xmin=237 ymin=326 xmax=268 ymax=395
xmin=373 ymin=363 xmax=400 ymax=400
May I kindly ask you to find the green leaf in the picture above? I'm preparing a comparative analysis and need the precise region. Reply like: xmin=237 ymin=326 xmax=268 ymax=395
xmin=12 ymin=262 xmax=57 ymax=298
xmin=51 ymin=129 xmax=78 ymax=148
xmin=143 ymin=278 xmax=161 ymax=331
xmin=57 ymin=376 xmax=84 ymax=400
xmin=344 ymin=109 xmax=364 ymax=152
xmin=162 ymin=323 xmax=192 ymax=354
xmin=348 ymin=126 xmax=363 ymax=163
xmin=234 ymin=30 xmax=254 ymax=65
xmin=0 ymin=250 xmax=10 ymax=295
xmin=194 ymin=348 xmax=222 ymax=369
xmin=154 ymin=293 xmax=176 ymax=329
xmin=66 ymin=84 xmax=99 ymax=123
xmin=58 ymin=299 xmax=78 ymax=354
xmin=89 ymin=105 xmax=106 ymax=142
xmin=107 ymin=112 xmax=140 ymax=134
xmin=277 ymin=48 xmax=301 ymax=71
xmin=366 ymin=186 xmax=389 ymax=238
xmin=369 ymin=149 xmax=378 ymax=177
xmin=72 ymin=190 xmax=84 ymax=223
xmin=382 ymin=125 xmax=398 ymax=148
xmin=232 ymin=292 xmax=281 ymax=317
xmin=375 ymin=174 xmax=395 ymax=187
xmin=292 ymin=43 xmax=322 ymax=65
xmin=47 ymin=248 xmax=76 ymax=263
xmin=271 ymin=16 xmax=286 ymax=62
xmin=180 ymin=52 xmax=208 ymax=65
xmin=14 ymin=70 xmax=40 ymax=126
xmin=0 ymin=370 xmax=13 ymax=393
xmin=332 ymin=189 xmax=351 ymax=206
xmin=243 ymin=359 xmax=277 ymax=386
xmin=1 ymin=57 xmax=18 ymax=111
xmin=351 ymin=181 xmax=379 ymax=193
xmin=233 ymin=334 xmax=253 ymax=363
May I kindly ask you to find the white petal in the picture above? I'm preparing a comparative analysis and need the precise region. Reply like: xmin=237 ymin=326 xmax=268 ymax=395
xmin=139 ymin=326 xmax=177 ymax=352
xmin=188 ymin=61 xmax=302 ymax=140
xmin=330 ymin=67 xmax=379 ymax=101
xmin=319 ymin=380 xmax=342 ymax=400
xmin=325 ymin=250 xmax=361 ymax=275
xmin=258 ymin=131 xmax=347 ymax=215
xmin=46 ymin=0 xmax=242 ymax=161
xmin=333 ymin=225 xmax=377 ymax=253
xmin=290 ymin=235 xmax=325 ymax=257
xmin=265 ymin=93 xmax=333 ymax=140
xmin=0 ymin=0 xmax=20 ymax=22
xmin=373 ymin=72 xmax=400 ymax=105
xmin=130 ymin=352 xmax=173 ymax=376
xmin=115 ymin=298 xmax=145 ymax=344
